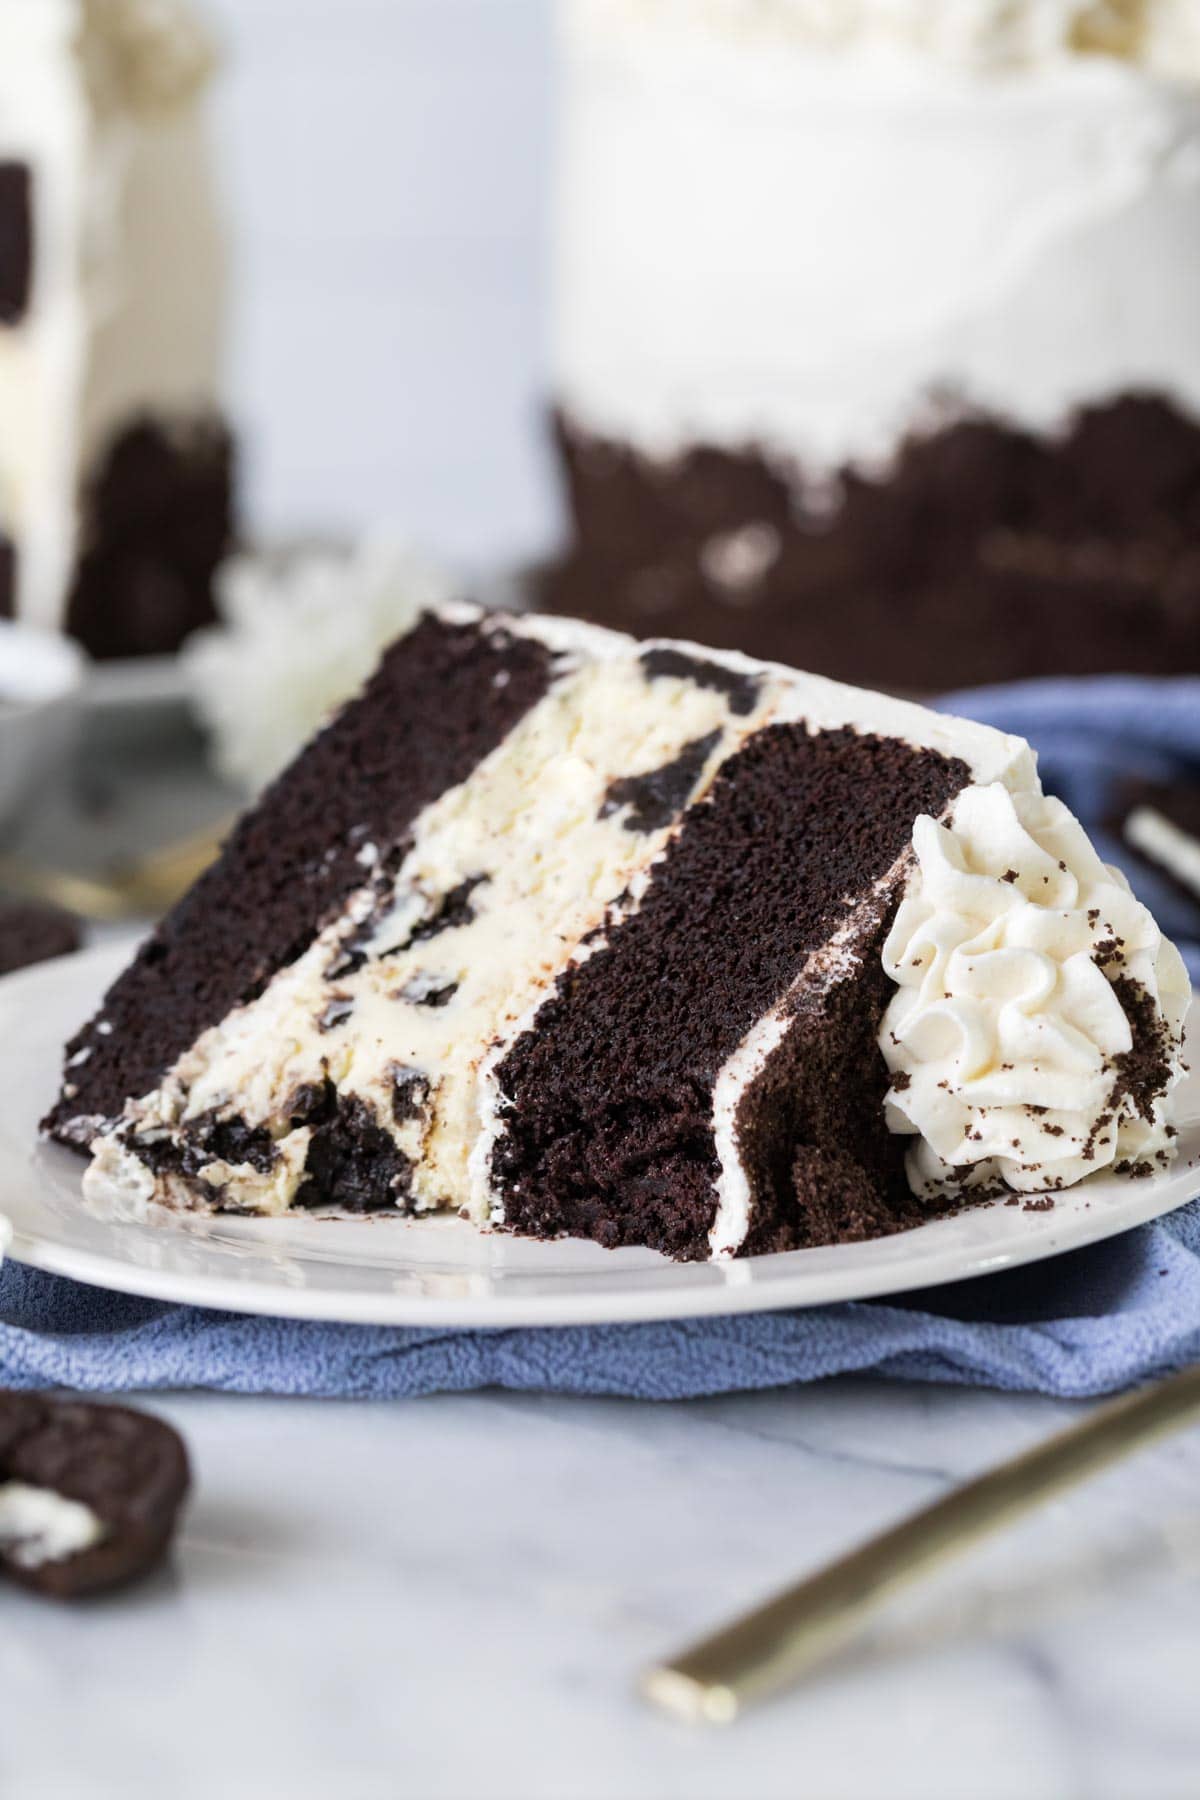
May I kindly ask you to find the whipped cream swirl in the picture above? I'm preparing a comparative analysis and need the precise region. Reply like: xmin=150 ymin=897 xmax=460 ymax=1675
xmin=880 ymin=781 xmax=1190 ymax=1199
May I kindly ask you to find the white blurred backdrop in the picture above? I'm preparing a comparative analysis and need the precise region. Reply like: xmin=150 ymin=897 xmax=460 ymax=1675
xmin=203 ymin=0 xmax=557 ymax=568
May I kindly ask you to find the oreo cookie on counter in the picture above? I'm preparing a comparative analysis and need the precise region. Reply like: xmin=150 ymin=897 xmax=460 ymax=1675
xmin=0 ymin=1393 xmax=190 ymax=1598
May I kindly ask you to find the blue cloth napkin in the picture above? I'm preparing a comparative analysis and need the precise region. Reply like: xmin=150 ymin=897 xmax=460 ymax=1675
xmin=3 ymin=677 xmax=1199 ymax=1402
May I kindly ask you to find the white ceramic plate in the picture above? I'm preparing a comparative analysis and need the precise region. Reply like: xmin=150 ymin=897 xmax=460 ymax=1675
xmin=84 ymin=655 xmax=190 ymax=711
xmin=2 ymin=945 xmax=1198 ymax=1327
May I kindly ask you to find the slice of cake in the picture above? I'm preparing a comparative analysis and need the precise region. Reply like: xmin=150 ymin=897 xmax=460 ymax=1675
xmin=0 ymin=0 xmax=232 ymax=658
xmin=543 ymin=1 xmax=1200 ymax=689
xmin=44 ymin=608 xmax=1191 ymax=1260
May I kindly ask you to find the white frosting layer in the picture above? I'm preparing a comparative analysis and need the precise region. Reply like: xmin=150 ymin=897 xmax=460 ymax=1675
xmin=880 ymin=781 xmax=1191 ymax=1196
xmin=0 ymin=1480 xmax=106 ymax=1570
xmin=0 ymin=0 xmax=224 ymax=630
xmin=555 ymin=1 xmax=1200 ymax=473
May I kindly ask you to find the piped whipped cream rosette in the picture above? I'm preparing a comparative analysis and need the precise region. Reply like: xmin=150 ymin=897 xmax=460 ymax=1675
xmin=880 ymin=781 xmax=1191 ymax=1200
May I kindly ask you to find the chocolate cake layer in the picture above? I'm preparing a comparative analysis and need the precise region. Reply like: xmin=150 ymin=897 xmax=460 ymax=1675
xmin=0 ymin=161 xmax=32 ymax=326
xmin=44 ymin=612 xmax=553 ymax=1144
xmin=0 ymin=902 xmax=80 ymax=979
xmin=66 ymin=416 xmax=236 ymax=660
xmin=734 ymin=919 xmax=929 ymax=1256
xmin=490 ymin=725 xmax=968 ymax=1260
xmin=0 ymin=536 xmax=13 ymax=621
xmin=541 ymin=393 xmax=1200 ymax=690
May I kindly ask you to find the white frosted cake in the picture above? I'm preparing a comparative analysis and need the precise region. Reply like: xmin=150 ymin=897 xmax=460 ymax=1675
xmin=543 ymin=0 xmax=1200 ymax=690
xmin=0 ymin=0 xmax=232 ymax=658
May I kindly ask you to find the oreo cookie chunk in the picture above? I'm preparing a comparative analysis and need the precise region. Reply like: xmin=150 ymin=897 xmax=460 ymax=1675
xmin=0 ymin=1393 xmax=190 ymax=1598
xmin=1111 ymin=779 xmax=1200 ymax=913
xmin=0 ymin=901 xmax=81 ymax=979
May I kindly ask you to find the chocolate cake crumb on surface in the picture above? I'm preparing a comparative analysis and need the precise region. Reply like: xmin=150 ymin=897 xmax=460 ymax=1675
xmin=0 ymin=902 xmax=80 ymax=979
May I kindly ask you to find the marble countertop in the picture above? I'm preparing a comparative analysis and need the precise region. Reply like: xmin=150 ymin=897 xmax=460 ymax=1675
xmin=4 ymin=1376 xmax=1200 ymax=1800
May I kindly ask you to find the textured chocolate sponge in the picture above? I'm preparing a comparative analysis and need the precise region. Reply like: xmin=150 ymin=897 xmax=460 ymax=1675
xmin=542 ymin=393 xmax=1200 ymax=691
xmin=0 ymin=902 xmax=81 ymax=979
xmin=66 ymin=416 xmax=236 ymax=661
xmin=45 ymin=613 xmax=553 ymax=1144
xmin=0 ymin=161 xmax=32 ymax=325
xmin=491 ymin=724 xmax=968 ymax=1260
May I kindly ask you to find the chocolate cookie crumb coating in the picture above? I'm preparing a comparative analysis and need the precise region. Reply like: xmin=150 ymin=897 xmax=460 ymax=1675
xmin=0 ymin=1393 xmax=189 ymax=1599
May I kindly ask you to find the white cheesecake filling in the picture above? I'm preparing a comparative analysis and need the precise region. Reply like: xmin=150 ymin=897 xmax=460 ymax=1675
xmin=880 ymin=780 xmax=1191 ymax=1197
xmin=85 ymin=649 xmax=778 ymax=1220
xmin=0 ymin=1480 xmax=106 ymax=1570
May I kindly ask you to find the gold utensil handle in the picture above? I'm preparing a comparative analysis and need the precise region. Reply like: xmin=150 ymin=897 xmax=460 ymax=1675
xmin=0 ymin=818 xmax=232 ymax=923
xmin=644 ymin=1364 xmax=1200 ymax=1724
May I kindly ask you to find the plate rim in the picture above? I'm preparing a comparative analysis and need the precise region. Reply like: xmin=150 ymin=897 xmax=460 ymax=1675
xmin=83 ymin=655 xmax=190 ymax=711
xmin=1 ymin=943 xmax=1197 ymax=1329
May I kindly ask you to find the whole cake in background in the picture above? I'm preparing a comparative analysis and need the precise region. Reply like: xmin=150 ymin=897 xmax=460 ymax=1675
xmin=46 ymin=608 xmax=1189 ymax=1262
xmin=0 ymin=0 xmax=233 ymax=660
xmin=541 ymin=0 xmax=1200 ymax=691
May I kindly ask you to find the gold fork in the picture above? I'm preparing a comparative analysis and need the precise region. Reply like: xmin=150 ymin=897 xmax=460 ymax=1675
xmin=644 ymin=1363 xmax=1200 ymax=1723
xmin=0 ymin=818 xmax=232 ymax=922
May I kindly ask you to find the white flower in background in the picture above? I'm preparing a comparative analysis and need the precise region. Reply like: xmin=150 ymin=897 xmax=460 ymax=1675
xmin=185 ymin=537 xmax=457 ymax=793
